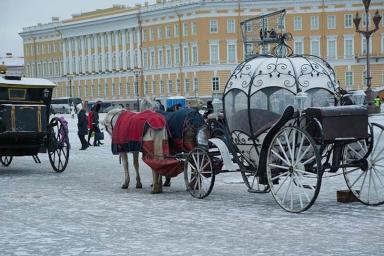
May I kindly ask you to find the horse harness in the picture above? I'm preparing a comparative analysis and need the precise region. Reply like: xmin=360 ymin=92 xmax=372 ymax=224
xmin=107 ymin=109 xmax=125 ymax=135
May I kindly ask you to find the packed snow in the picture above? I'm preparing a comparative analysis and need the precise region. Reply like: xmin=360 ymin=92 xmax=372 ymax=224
xmin=1 ymin=113 xmax=384 ymax=255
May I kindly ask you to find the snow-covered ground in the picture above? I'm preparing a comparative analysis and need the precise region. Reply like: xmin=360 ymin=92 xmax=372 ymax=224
xmin=1 ymin=113 xmax=384 ymax=256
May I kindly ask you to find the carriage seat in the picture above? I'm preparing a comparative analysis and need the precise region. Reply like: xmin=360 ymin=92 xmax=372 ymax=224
xmin=228 ymin=108 xmax=280 ymax=140
xmin=305 ymin=105 xmax=368 ymax=141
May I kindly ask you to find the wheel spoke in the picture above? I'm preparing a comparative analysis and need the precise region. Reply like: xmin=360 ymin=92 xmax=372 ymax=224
xmin=271 ymin=149 xmax=290 ymax=166
xmin=349 ymin=169 xmax=365 ymax=188
xmin=294 ymin=144 xmax=311 ymax=166
xmin=294 ymin=172 xmax=311 ymax=202
xmin=301 ymin=155 xmax=316 ymax=166
xmin=271 ymin=171 xmax=290 ymax=181
xmin=274 ymin=173 xmax=290 ymax=194
xmin=284 ymin=131 xmax=294 ymax=164
xmin=282 ymin=176 xmax=293 ymax=205
xmin=276 ymin=137 xmax=291 ymax=164
xmin=268 ymin=163 xmax=289 ymax=170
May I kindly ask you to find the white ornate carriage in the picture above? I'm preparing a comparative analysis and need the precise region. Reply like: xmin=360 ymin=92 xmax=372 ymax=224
xmin=182 ymin=10 xmax=384 ymax=213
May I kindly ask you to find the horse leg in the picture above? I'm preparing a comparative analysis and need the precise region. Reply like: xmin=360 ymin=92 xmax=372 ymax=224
xmin=121 ymin=153 xmax=130 ymax=189
xmin=163 ymin=177 xmax=171 ymax=187
xmin=133 ymin=151 xmax=142 ymax=189
xmin=151 ymin=171 xmax=160 ymax=194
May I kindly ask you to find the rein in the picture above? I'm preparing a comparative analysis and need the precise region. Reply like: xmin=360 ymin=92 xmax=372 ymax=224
xmin=107 ymin=110 xmax=124 ymax=135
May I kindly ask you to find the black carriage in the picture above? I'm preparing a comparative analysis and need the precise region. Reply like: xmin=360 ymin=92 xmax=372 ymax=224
xmin=0 ymin=75 xmax=70 ymax=172
xmin=183 ymin=10 xmax=384 ymax=212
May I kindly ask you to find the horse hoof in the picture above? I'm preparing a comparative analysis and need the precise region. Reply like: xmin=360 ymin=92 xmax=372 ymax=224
xmin=151 ymin=190 xmax=162 ymax=194
xmin=136 ymin=183 xmax=143 ymax=189
xmin=163 ymin=181 xmax=171 ymax=187
xmin=121 ymin=184 xmax=128 ymax=189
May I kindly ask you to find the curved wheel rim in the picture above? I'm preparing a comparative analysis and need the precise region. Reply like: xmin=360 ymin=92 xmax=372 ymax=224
xmin=48 ymin=118 xmax=69 ymax=172
xmin=184 ymin=148 xmax=215 ymax=199
xmin=0 ymin=156 xmax=13 ymax=167
xmin=267 ymin=127 xmax=322 ymax=213
xmin=343 ymin=123 xmax=384 ymax=205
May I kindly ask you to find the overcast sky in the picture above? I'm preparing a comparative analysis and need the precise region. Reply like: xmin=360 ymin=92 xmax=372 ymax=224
xmin=0 ymin=0 xmax=154 ymax=58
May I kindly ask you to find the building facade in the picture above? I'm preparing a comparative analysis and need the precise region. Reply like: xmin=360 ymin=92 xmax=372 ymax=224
xmin=19 ymin=0 xmax=384 ymax=107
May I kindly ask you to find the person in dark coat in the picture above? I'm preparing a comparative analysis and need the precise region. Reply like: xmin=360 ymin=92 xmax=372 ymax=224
xmin=203 ymin=100 xmax=214 ymax=119
xmin=92 ymin=102 xmax=103 ymax=146
xmin=155 ymin=99 xmax=165 ymax=111
xmin=77 ymin=106 xmax=89 ymax=150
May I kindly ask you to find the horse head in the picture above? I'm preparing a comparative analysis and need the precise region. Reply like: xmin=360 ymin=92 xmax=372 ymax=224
xmin=102 ymin=108 xmax=124 ymax=136
xmin=140 ymin=97 xmax=156 ymax=112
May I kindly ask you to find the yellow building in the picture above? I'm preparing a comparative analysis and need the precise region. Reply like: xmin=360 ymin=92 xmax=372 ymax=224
xmin=19 ymin=0 xmax=384 ymax=108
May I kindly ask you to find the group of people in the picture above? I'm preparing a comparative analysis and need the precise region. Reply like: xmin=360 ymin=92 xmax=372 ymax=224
xmin=77 ymin=101 xmax=103 ymax=150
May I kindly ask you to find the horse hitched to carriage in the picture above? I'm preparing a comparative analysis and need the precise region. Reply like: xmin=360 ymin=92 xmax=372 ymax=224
xmin=0 ymin=75 xmax=70 ymax=172
xmin=183 ymin=9 xmax=384 ymax=213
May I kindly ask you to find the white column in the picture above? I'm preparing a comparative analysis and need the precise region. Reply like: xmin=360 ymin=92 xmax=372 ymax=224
xmin=62 ymin=39 xmax=67 ymax=75
xmin=114 ymin=31 xmax=119 ymax=70
xmin=94 ymin=34 xmax=99 ymax=72
xmin=81 ymin=36 xmax=86 ymax=73
xmin=108 ymin=32 xmax=113 ymax=71
xmin=87 ymin=35 xmax=92 ymax=72
xmin=100 ymin=33 xmax=105 ymax=71
xmin=122 ymin=29 xmax=127 ymax=70
xmin=68 ymin=38 xmax=73 ymax=74
xmin=129 ymin=29 xmax=134 ymax=69
xmin=136 ymin=29 xmax=141 ymax=68
xmin=74 ymin=37 xmax=79 ymax=74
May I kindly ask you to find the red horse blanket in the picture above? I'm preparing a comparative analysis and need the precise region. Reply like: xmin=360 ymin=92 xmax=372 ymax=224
xmin=111 ymin=110 xmax=182 ymax=177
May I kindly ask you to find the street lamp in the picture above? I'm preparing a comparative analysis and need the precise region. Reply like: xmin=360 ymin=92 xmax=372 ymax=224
xmin=353 ymin=0 xmax=382 ymax=113
xmin=133 ymin=67 xmax=142 ymax=112
xmin=65 ymin=73 xmax=75 ymax=98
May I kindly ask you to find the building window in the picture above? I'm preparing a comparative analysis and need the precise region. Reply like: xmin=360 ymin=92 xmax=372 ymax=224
xmin=193 ymin=77 xmax=199 ymax=96
xmin=310 ymin=16 xmax=319 ymax=30
xmin=209 ymin=42 xmax=219 ymax=64
xmin=143 ymin=51 xmax=148 ymax=68
xmin=183 ymin=46 xmax=189 ymax=66
xmin=227 ymin=42 xmax=236 ymax=63
xmin=310 ymin=39 xmax=320 ymax=56
xmin=91 ymin=81 xmax=95 ymax=97
xmin=119 ymin=82 xmax=122 ymax=96
xmin=149 ymin=28 xmax=155 ymax=41
xmin=327 ymin=38 xmax=337 ymax=59
xmin=98 ymin=82 xmax=102 ymax=97
xmin=134 ymin=79 xmax=138 ymax=96
xmin=144 ymin=81 xmax=148 ymax=95
xmin=104 ymin=82 xmax=108 ymax=97
xmin=191 ymin=22 xmax=197 ymax=35
xmin=344 ymin=38 xmax=354 ymax=59
xmin=345 ymin=14 xmax=353 ymax=28
xmin=126 ymin=81 xmax=130 ymax=96
xmin=210 ymin=20 xmax=218 ymax=33
xmin=363 ymin=71 xmax=367 ymax=86
xmin=150 ymin=50 xmax=155 ymax=68
xmin=227 ymin=19 xmax=235 ymax=33
xmin=152 ymin=80 xmax=156 ymax=96
xmin=166 ymin=48 xmax=172 ymax=66
xmin=361 ymin=37 xmax=372 ymax=54
xmin=185 ymin=78 xmax=190 ymax=96
xmin=362 ymin=13 xmax=370 ymax=26
xmin=192 ymin=45 xmax=198 ymax=65
xmin=158 ymin=48 xmax=163 ymax=67
xmin=176 ymin=79 xmax=180 ymax=95
xmin=294 ymin=16 xmax=302 ymax=31
xmin=183 ymin=22 xmax=188 ymax=36
xmin=160 ymin=80 xmax=164 ymax=95
xmin=212 ymin=77 xmax=219 ymax=92
xmin=168 ymin=80 xmax=173 ymax=95
xmin=327 ymin=15 xmax=336 ymax=29
xmin=165 ymin=25 xmax=171 ymax=38
xmin=294 ymin=40 xmax=304 ymax=55
xmin=174 ymin=47 xmax=180 ymax=65
xmin=142 ymin=29 xmax=147 ymax=42
xmin=111 ymin=82 xmax=115 ymax=97
xmin=157 ymin=27 xmax=162 ymax=40
xmin=174 ymin=23 xmax=180 ymax=37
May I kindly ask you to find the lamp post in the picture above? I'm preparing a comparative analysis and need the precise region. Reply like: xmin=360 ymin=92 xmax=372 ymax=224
xmin=65 ymin=74 xmax=76 ymax=118
xmin=133 ymin=67 xmax=141 ymax=111
xmin=353 ymin=0 xmax=382 ymax=113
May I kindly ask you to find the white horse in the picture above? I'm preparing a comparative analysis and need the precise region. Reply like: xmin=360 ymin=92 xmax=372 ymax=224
xmin=103 ymin=99 xmax=165 ymax=193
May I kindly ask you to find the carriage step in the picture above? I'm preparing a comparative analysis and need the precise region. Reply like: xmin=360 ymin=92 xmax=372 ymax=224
xmin=32 ymin=155 xmax=41 ymax=164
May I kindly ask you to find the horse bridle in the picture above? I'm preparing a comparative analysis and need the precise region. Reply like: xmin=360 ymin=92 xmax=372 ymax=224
xmin=106 ymin=109 xmax=124 ymax=135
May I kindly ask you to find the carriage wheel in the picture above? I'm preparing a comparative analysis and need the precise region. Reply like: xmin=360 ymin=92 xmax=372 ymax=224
xmin=184 ymin=147 xmax=215 ymax=199
xmin=266 ymin=126 xmax=322 ymax=213
xmin=48 ymin=117 xmax=70 ymax=173
xmin=240 ymin=155 xmax=270 ymax=193
xmin=0 ymin=156 xmax=13 ymax=167
xmin=343 ymin=123 xmax=384 ymax=205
